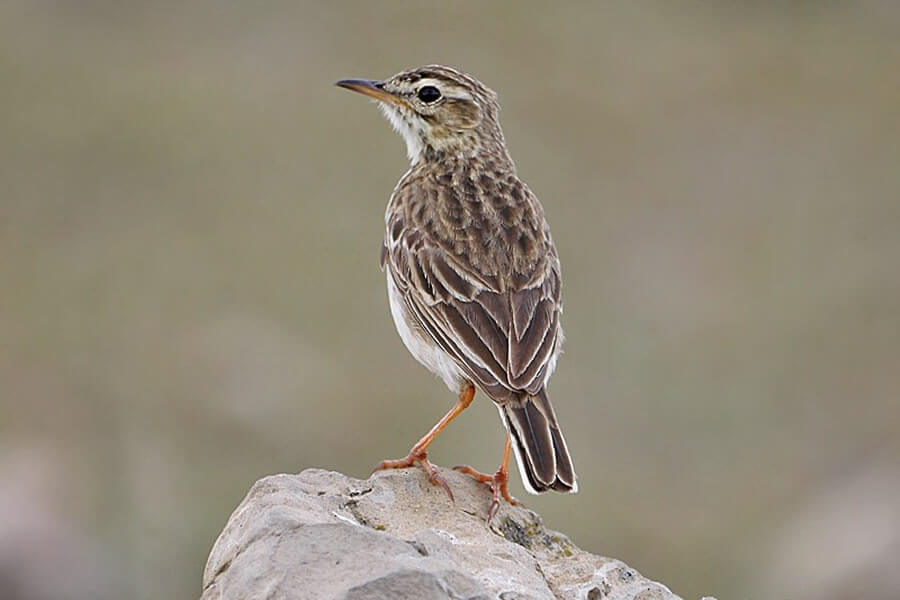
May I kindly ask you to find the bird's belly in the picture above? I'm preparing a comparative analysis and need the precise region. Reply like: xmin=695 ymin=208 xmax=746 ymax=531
xmin=386 ymin=272 xmax=466 ymax=393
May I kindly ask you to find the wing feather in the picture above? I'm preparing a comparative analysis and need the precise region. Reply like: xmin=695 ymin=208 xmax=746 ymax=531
xmin=385 ymin=171 xmax=562 ymax=402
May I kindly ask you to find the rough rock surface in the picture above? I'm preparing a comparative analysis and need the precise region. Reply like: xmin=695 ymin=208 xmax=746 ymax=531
xmin=202 ymin=468 xmax=711 ymax=600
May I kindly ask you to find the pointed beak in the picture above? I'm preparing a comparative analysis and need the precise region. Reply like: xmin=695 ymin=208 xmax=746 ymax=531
xmin=335 ymin=79 xmax=407 ymax=107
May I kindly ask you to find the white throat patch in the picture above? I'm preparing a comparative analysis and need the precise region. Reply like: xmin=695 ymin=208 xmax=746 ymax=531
xmin=378 ymin=103 xmax=424 ymax=165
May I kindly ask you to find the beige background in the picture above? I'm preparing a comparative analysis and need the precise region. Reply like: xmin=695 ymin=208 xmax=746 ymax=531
xmin=2 ymin=2 xmax=899 ymax=599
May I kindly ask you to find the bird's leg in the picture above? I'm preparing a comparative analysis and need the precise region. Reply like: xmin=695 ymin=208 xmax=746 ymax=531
xmin=454 ymin=433 xmax=520 ymax=522
xmin=373 ymin=382 xmax=475 ymax=502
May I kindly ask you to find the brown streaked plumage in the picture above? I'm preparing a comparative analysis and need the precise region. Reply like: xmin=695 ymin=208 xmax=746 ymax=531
xmin=337 ymin=65 xmax=577 ymax=519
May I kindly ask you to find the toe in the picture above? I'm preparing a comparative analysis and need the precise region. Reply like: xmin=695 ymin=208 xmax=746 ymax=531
xmin=453 ymin=464 xmax=493 ymax=483
xmin=421 ymin=460 xmax=455 ymax=502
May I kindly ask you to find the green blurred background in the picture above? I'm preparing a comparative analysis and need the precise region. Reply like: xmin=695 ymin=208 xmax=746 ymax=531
xmin=2 ymin=2 xmax=898 ymax=599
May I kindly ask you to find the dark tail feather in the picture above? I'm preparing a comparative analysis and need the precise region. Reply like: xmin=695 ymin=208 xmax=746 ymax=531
xmin=501 ymin=390 xmax=577 ymax=494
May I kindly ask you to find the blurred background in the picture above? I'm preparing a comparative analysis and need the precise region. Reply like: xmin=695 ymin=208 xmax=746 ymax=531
xmin=2 ymin=2 xmax=898 ymax=599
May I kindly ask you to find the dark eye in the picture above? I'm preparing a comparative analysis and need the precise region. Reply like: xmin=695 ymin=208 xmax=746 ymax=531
xmin=417 ymin=85 xmax=441 ymax=104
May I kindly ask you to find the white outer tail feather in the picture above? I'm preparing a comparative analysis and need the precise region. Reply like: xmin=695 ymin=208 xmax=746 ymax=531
xmin=497 ymin=403 xmax=578 ymax=495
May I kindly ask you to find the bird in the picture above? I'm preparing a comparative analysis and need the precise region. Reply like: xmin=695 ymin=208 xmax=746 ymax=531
xmin=336 ymin=65 xmax=576 ymax=520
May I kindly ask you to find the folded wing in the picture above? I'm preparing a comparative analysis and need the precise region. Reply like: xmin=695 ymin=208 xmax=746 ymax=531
xmin=385 ymin=221 xmax=562 ymax=403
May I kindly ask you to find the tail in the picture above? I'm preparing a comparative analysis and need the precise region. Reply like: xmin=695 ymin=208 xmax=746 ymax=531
xmin=500 ymin=389 xmax=577 ymax=494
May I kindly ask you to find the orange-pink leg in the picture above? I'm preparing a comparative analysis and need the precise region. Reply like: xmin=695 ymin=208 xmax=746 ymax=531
xmin=373 ymin=382 xmax=476 ymax=502
xmin=454 ymin=433 xmax=520 ymax=522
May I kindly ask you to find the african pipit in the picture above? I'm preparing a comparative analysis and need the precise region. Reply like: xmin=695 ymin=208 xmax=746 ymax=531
xmin=337 ymin=65 xmax=576 ymax=519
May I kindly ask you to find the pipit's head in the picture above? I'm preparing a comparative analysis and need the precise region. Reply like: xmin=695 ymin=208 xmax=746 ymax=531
xmin=337 ymin=65 xmax=508 ymax=164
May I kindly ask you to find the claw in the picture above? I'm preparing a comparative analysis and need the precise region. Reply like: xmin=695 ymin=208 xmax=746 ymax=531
xmin=454 ymin=463 xmax=519 ymax=523
xmin=374 ymin=450 xmax=454 ymax=502
xmin=423 ymin=461 xmax=455 ymax=503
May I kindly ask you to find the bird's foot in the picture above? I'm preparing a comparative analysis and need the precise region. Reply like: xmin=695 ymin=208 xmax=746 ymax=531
xmin=453 ymin=464 xmax=519 ymax=522
xmin=373 ymin=449 xmax=454 ymax=502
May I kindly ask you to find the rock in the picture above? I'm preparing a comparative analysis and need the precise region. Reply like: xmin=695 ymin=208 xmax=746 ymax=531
xmin=201 ymin=468 xmax=711 ymax=600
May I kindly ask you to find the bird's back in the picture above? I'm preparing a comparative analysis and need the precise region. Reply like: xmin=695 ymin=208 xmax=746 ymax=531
xmin=384 ymin=156 xmax=563 ymax=404
xmin=387 ymin=156 xmax=557 ymax=295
